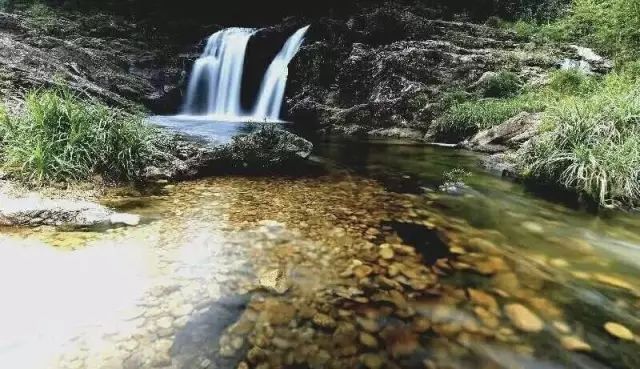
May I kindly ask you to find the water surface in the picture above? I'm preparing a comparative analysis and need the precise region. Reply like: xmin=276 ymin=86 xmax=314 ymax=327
xmin=1 ymin=134 xmax=639 ymax=369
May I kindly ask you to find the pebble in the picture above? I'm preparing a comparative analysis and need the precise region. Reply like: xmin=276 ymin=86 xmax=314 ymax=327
xmin=359 ymin=332 xmax=379 ymax=348
xmin=312 ymin=313 xmax=336 ymax=329
xmin=357 ymin=317 xmax=380 ymax=333
xmin=604 ymin=322 xmax=634 ymax=341
xmin=468 ymin=289 xmax=498 ymax=312
xmin=156 ymin=316 xmax=174 ymax=330
xmin=594 ymin=274 xmax=634 ymax=291
xmin=360 ymin=353 xmax=384 ymax=369
xmin=170 ymin=303 xmax=194 ymax=318
xmin=561 ymin=336 xmax=592 ymax=352
xmin=379 ymin=246 xmax=395 ymax=260
xmin=504 ymin=304 xmax=544 ymax=333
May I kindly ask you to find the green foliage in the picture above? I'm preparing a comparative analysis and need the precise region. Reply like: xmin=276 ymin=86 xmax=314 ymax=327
xmin=0 ymin=88 xmax=161 ymax=184
xmin=519 ymin=71 xmax=640 ymax=207
xmin=443 ymin=168 xmax=472 ymax=184
xmin=482 ymin=71 xmax=523 ymax=98
xmin=547 ymin=69 xmax=596 ymax=94
xmin=508 ymin=0 xmax=640 ymax=61
xmin=434 ymin=93 xmax=546 ymax=140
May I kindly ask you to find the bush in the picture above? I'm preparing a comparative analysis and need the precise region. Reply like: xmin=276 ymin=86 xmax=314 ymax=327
xmin=0 ymin=88 xmax=161 ymax=184
xmin=519 ymin=73 xmax=640 ymax=207
xmin=482 ymin=71 xmax=523 ymax=98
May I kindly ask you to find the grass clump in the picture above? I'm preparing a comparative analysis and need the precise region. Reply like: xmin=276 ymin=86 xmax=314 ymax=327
xmin=482 ymin=71 xmax=523 ymax=98
xmin=434 ymin=92 xmax=546 ymax=140
xmin=0 ymin=88 xmax=161 ymax=184
xmin=519 ymin=72 xmax=640 ymax=207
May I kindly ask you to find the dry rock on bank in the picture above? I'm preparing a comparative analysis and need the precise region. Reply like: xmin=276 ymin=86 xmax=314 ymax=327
xmin=0 ymin=180 xmax=139 ymax=228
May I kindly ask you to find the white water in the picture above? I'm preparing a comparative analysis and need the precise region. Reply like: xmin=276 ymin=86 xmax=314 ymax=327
xmin=253 ymin=25 xmax=310 ymax=120
xmin=182 ymin=28 xmax=255 ymax=119
xmin=179 ymin=25 xmax=310 ymax=122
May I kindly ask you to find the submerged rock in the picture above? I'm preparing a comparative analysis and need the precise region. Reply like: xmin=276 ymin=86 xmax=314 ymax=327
xmin=604 ymin=322 xmax=634 ymax=341
xmin=504 ymin=304 xmax=544 ymax=333
xmin=561 ymin=336 xmax=592 ymax=352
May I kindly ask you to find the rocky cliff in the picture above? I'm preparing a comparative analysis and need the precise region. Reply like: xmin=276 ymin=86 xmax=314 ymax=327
xmin=284 ymin=4 xmax=593 ymax=139
xmin=0 ymin=3 xmax=599 ymax=140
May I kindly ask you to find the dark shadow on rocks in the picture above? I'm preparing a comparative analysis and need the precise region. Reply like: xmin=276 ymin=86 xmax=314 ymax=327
xmin=170 ymin=294 xmax=251 ymax=369
xmin=383 ymin=221 xmax=451 ymax=265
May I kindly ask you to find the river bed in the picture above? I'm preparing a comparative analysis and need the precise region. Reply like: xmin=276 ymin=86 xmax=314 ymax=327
xmin=1 ymin=136 xmax=639 ymax=369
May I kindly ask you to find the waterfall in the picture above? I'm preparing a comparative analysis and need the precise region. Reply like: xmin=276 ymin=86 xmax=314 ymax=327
xmin=253 ymin=25 xmax=310 ymax=120
xmin=180 ymin=25 xmax=310 ymax=122
xmin=182 ymin=28 xmax=255 ymax=118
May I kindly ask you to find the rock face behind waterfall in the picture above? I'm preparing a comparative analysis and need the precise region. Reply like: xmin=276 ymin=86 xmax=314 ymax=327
xmin=284 ymin=4 xmax=569 ymax=138
xmin=0 ymin=10 xmax=189 ymax=113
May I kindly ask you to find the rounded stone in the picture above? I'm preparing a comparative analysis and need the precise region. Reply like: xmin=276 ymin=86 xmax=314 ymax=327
xmin=561 ymin=336 xmax=592 ymax=352
xmin=504 ymin=304 xmax=544 ymax=333
xmin=604 ymin=322 xmax=634 ymax=341
xmin=359 ymin=332 xmax=379 ymax=348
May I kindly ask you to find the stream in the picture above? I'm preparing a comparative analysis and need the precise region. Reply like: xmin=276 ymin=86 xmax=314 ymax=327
xmin=1 ymin=130 xmax=639 ymax=369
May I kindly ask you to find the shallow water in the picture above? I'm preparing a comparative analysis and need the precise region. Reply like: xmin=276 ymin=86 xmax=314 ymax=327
xmin=1 ymin=135 xmax=639 ymax=369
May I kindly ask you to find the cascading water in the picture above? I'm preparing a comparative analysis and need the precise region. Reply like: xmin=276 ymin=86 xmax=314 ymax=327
xmin=179 ymin=25 xmax=310 ymax=122
xmin=182 ymin=28 xmax=255 ymax=118
xmin=253 ymin=25 xmax=310 ymax=120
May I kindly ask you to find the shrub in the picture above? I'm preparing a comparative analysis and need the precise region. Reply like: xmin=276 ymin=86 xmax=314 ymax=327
xmin=482 ymin=71 xmax=523 ymax=98
xmin=519 ymin=74 xmax=640 ymax=207
xmin=0 ymin=88 xmax=161 ymax=184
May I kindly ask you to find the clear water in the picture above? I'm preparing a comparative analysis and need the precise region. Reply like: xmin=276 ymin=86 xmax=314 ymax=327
xmin=1 ymin=132 xmax=639 ymax=369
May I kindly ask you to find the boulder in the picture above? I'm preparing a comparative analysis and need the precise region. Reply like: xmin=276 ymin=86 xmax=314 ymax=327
xmin=143 ymin=126 xmax=314 ymax=180
xmin=463 ymin=112 xmax=542 ymax=153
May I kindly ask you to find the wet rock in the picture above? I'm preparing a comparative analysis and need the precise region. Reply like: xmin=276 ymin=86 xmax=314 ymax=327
xmin=258 ymin=269 xmax=290 ymax=295
xmin=359 ymin=332 xmax=379 ymax=348
xmin=261 ymin=299 xmax=297 ymax=326
xmin=594 ymin=274 xmax=634 ymax=291
xmin=379 ymin=246 xmax=395 ymax=260
xmin=468 ymin=289 xmax=499 ymax=313
xmin=504 ymin=304 xmax=544 ymax=333
xmin=353 ymin=265 xmax=374 ymax=279
xmin=357 ymin=317 xmax=381 ymax=333
xmin=521 ymin=222 xmax=544 ymax=234
xmin=561 ymin=336 xmax=592 ymax=352
xmin=312 ymin=313 xmax=337 ymax=330
xmin=604 ymin=322 xmax=634 ymax=341
xmin=381 ymin=326 xmax=419 ymax=358
xmin=360 ymin=353 xmax=384 ymax=369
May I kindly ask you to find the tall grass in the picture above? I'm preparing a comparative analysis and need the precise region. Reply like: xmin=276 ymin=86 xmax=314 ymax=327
xmin=433 ymin=94 xmax=546 ymax=140
xmin=433 ymin=70 xmax=596 ymax=141
xmin=0 ymin=88 xmax=160 ymax=184
xmin=519 ymin=72 xmax=640 ymax=207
